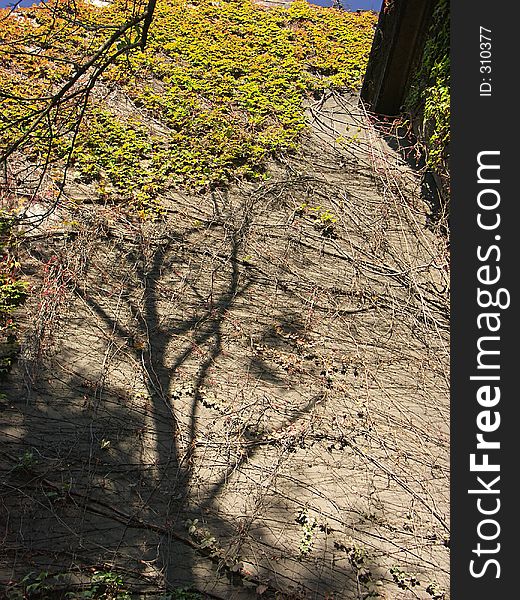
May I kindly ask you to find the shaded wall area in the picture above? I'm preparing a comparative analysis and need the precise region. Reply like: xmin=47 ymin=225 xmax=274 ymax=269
xmin=361 ymin=0 xmax=450 ymax=210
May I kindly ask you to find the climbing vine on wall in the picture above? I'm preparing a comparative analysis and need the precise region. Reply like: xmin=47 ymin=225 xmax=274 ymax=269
xmin=405 ymin=0 xmax=450 ymax=194
xmin=1 ymin=0 xmax=377 ymax=214
xmin=0 ymin=0 xmax=376 ymax=364
xmin=0 ymin=213 xmax=28 ymax=378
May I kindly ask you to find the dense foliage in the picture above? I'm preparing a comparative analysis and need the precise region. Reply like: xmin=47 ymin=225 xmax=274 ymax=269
xmin=1 ymin=0 xmax=376 ymax=215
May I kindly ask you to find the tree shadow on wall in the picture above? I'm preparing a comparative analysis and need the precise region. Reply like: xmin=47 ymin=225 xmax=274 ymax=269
xmin=0 ymin=190 xmax=387 ymax=599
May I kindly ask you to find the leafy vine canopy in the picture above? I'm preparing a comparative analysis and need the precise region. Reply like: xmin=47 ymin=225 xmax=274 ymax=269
xmin=1 ymin=0 xmax=376 ymax=215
